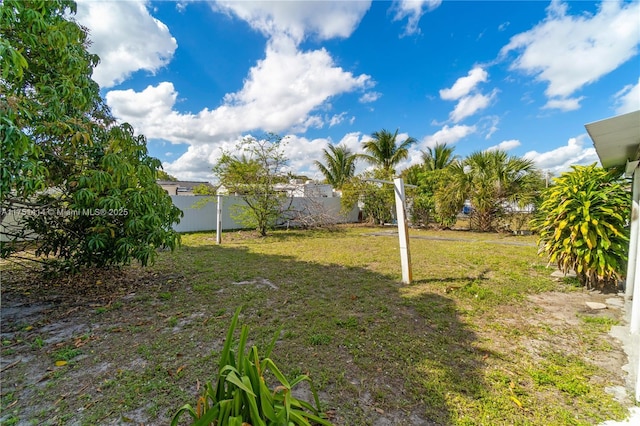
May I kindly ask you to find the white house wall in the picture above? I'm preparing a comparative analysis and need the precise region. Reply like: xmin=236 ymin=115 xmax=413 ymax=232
xmin=626 ymin=168 xmax=640 ymax=401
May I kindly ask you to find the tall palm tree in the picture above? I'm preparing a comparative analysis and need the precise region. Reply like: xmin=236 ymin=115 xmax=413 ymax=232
xmin=436 ymin=149 xmax=538 ymax=231
xmin=314 ymin=143 xmax=357 ymax=189
xmin=360 ymin=129 xmax=416 ymax=177
xmin=421 ymin=142 xmax=457 ymax=171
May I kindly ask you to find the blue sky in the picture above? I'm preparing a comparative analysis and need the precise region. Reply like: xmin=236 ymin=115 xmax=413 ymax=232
xmin=75 ymin=0 xmax=640 ymax=183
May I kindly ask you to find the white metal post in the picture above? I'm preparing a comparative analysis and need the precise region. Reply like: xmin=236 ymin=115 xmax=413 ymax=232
xmin=624 ymin=167 xmax=640 ymax=401
xmin=628 ymin=170 xmax=640 ymax=332
xmin=627 ymin=167 xmax=640 ymax=402
xmin=626 ymin=168 xmax=640 ymax=296
xmin=394 ymin=178 xmax=412 ymax=284
xmin=216 ymin=194 xmax=222 ymax=245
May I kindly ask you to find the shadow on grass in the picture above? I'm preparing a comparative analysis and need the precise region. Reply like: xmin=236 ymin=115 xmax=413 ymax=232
xmin=397 ymin=292 xmax=492 ymax=424
xmin=0 ymin=239 xmax=487 ymax=426
xmin=410 ymin=268 xmax=491 ymax=286
xmin=157 ymin=240 xmax=488 ymax=425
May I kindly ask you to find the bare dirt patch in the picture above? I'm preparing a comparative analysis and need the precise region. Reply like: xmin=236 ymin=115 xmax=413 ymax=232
xmin=1 ymin=267 xmax=186 ymax=425
xmin=525 ymin=290 xmax=629 ymax=389
xmin=476 ymin=287 xmax=630 ymax=404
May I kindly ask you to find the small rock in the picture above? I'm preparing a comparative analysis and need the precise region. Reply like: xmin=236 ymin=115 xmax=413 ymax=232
xmin=585 ymin=301 xmax=607 ymax=310
xmin=605 ymin=297 xmax=624 ymax=308
xmin=551 ymin=269 xmax=577 ymax=278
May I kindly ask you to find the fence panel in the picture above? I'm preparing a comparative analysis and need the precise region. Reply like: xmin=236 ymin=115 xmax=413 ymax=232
xmin=170 ymin=195 xmax=358 ymax=233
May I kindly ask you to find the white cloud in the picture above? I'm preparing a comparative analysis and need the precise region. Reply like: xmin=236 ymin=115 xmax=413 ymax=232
xmin=75 ymin=0 xmax=177 ymax=88
xmin=440 ymin=67 xmax=496 ymax=123
xmin=166 ymin=132 xmax=332 ymax=182
xmin=359 ymin=91 xmax=382 ymax=103
xmin=486 ymin=139 xmax=521 ymax=152
xmin=440 ymin=67 xmax=488 ymax=100
xmin=162 ymin=143 xmax=230 ymax=182
xmin=523 ymin=134 xmax=599 ymax=175
xmin=500 ymin=0 xmax=640 ymax=104
xmin=338 ymin=132 xmax=371 ymax=154
xmin=278 ymin=132 xmax=374 ymax=179
xmin=107 ymin=41 xmax=371 ymax=143
xmin=176 ymin=2 xmax=188 ymax=13
xmin=100 ymin=0 xmax=375 ymax=182
xmin=213 ymin=0 xmax=371 ymax=44
xmin=450 ymin=90 xmax=498 ymax=123
xmin=542 ymin=96 xmax=585 ymax=111
xmin=281 ymin=135 xmax=333 ymax=178
xmin=107 ymin=40 xmax=371 ymax=182
xmin=106 ymin=82 xmax=191 ymax=141
xmin=614 ymin=78 xmax=640 ymax=114
xmin=391 ymin=0 xmax=443 ymax=36
xmin=481 ymin=116 xmax=500 ymax=139
xmin=421 ymin=124 xmax=477 ymax=148
xmin=328 ymin=113 xmax=346 ymax=127
xmin=221 ymin=39 xmax=372 ymax=132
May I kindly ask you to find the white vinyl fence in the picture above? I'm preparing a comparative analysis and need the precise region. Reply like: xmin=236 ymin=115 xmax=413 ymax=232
xmin=170 ymin=195 xmax=359 ymax=233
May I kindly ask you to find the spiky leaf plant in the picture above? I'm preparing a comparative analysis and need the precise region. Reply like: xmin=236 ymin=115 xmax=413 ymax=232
xmin=172 ymin=307 xmax=332 ymax=426
xmin=531 ymin=164 xmax=630 ymax=290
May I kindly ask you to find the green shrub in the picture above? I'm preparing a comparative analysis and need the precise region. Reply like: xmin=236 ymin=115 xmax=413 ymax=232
xmin=171 ymin=307 xmax=332 ymax=426
xmin=531 ymin=164 xmax=630 ymax=290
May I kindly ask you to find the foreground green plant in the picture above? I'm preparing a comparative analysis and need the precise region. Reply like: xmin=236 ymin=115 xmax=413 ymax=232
xmin=172 ymin=307 xmax=332 ymax=426
xmin=532 ymin=164 xmax=630 ymax=289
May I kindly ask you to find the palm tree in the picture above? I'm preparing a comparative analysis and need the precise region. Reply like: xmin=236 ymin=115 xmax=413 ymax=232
xmin=422 ymin=142 xmax=457 ymax=171
xmin=314 ymin=143 xmax=357 ymax=189
xmin=436 ymin=149 xmax=539 ymax=231
xmin=360 ymin=129 xmax=416 ymax=177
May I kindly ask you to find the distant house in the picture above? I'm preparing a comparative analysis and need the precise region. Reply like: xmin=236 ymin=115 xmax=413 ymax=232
xmin=217 ymin=180 xmax=335 ymax=198
xmin=274 ymin=180 xmax=335 ymax=197
xmin=157 ymin=180 xmax=215 ymax=196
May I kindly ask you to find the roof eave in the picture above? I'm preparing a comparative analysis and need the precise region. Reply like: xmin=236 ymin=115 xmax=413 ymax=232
xmin=585 ymin=110 xmax=640 ymax=170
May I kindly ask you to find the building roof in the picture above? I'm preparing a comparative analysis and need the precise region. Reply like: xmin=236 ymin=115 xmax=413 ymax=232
xmin=157 ymin=180 xmax=213 ymax=189
xmin=585 ymin=110 xmax=640 ymax=169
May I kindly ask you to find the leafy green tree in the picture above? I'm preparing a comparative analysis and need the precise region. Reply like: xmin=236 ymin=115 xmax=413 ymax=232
xmin=213 ymin=134 xmax=290 ymax=236
xmin=406 ymin=143 xmax=459 ymax=227
xmin=422 ymin=142 xmax=457 ymax=172
xmin=531 ymin=164 xmax=629 ymax=290
xmin=314 ymin=143 xmax=357 ymax=189
xmin=436 ymin=150 xmax=540 ymax=232
xmin=157 ymin=170 xmax=178 ymax=181
xmin=401 ymin=164 xmax=424 ymax=187
xmin=360 ymin=129 xmax=416 ymax=178
xmin=408 ymin=170 xmax=449 ymax=227
xmin=340 ymin=175 xmax=395 ymax=225
xmin=192 ymin=183 xmax=217 ymax=195
xmin=1 ymin=0 xmax=182 ymax=271
xmin=350 ymin=129 xmax=415 ymax=224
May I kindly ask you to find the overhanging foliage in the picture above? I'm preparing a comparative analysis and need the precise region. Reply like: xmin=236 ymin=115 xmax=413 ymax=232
xmin=0 ymin=0 xmax=182 ymax=271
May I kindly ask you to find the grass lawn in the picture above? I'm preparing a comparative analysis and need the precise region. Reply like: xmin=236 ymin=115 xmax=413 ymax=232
xmin=0 ymin=225 xmax=632 ymax=425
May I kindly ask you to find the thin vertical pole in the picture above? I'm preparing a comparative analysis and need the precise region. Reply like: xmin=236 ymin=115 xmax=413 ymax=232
xmin=394 ymin=178 xmax=412 ymax=284
xmin=216 ymin=194 xmax=222 ymax=245
xmin=628 ymin=171 xmax=639 ymax=332
xmin=623 ymin=167 xmax=640 ymax=401
xmin=627 ymin=169 xmax=639 ymax=299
